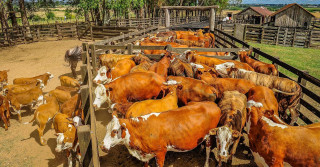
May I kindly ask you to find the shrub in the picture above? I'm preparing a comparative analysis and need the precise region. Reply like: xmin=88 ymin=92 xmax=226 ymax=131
xmin=46 ymin=11 xmax=55 ymax=20
xmin=65 ymin=9 xmax=73 ymax=19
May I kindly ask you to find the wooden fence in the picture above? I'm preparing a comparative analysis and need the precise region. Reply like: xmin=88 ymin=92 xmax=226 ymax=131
xmin=214 ymin=28 xmax=320 ymax=125
xmin=243 ymin=25 xmax=320 ymax=48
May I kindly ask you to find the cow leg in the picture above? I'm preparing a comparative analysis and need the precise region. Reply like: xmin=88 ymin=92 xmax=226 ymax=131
xmin=289 ymin=108 xmax=299 ymax=125
xmin=17 ymin=110 xmax=22 ymax=123
xmin=5 ymin=110 xmax=10 ymax=127
xmin=38 ymin=122 xmax=47 ymax=145
xmin=1 ymin=113 xmax=8 ymax=131
xmin=143 ymin=162 xmax=149 ymax=167
xmin=155 ymin=151 xmax=166 ymax=167
xmin=230 ymin=137 xmax=240 ymax=156
xmin=67 ymin=150 xmax=73 ymax=167
xmin=71 ymin=60 xmax=78 ymax=79
xmin=204 ymin=137 xmax=211 ymax=167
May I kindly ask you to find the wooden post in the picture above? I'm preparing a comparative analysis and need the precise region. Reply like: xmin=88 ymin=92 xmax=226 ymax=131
xmin=37 ymin=27 xmax=40 ymax=41
xmin=283 ymin=28 xmax=288 ymax=46
xmin=166 ymin=44 xmax=173 ymax=52
xmin=77 ymin=125 xmax=91 ymax=162
xmin=165 ymin=8 xmax=170 ymax=28
xmin=254 ymin=48 xmax=260 ymax=59
xmin=292 ymin=28 xmax=296 ymax=47
xmin=82 ymin=43 xmax=89 ymax=64
xmin=90 ymin=24 xmax=93 ymax=41
xmin=260 ymin=27 xmax=264 ymax=44
xmin=243 ymin=25 xmax=247 ymax=41
xmin=307 ymin=29 xmax=312 ymax=48
xmin=209 ymin=8 xmax=215 ymax=32
xmin=90 ymin=44 xmax=97 ymax=76
xmin=275 ymin=26 xmax=280 ymax=45
xmin=273 ymin=57 xmax=280 ymax=70
xmin=56 ymin=22 xmax=62 ymax=40
xmin=127 ymin=43 xmax=133 ymax=54
xmin=297 ymin=71 xmax=308 ymax=112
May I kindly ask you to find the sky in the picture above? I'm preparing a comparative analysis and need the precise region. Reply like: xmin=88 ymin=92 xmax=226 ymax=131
xmin=242 ymin=0 xmax=320 ymax=4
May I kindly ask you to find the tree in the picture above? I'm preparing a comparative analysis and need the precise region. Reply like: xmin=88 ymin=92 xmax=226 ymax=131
xmin=19 ymin=0 xmax=32 ymax=38
xmin=6 ymin=0 xmax=18 ymax=28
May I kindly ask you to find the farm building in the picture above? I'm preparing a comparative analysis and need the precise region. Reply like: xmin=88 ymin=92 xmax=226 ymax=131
xmin=235 ymin=6 xmax=273 ymax=24
xmin=269 ymin=3 xmax=315 ymax=28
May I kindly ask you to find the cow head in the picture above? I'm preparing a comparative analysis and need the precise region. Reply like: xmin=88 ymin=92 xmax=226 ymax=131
xmin=73 ymin=116 xmax=83 ymax=128
xmin=36 ymin=79 xmax=45 ymax=90
xmin=238 ymin=50 xmax=252 ymax=62
xmin=55 ymin=124 xmax=77 ymax=152
xmin=46 ymin=72 xmax=54 ymax=80
xmin=93 ymin=66 xmax=111 ymax=84
xmin=210 ymin=126 xmax=242 ymax=163
xmin=215 ymin=62 xmax=235 ymax=78
xmin=100 ymin=116 xmax=130 ymax=153
xmin=93 ymin=84 xmax=111 ymax=109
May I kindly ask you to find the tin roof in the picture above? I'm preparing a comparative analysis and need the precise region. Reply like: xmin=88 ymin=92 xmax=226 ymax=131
xmin=270 ymin=3 xmax=315 ymax=17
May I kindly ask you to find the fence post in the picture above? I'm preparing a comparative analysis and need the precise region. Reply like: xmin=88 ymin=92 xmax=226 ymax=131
xmin=243 ymin=25 xmax=247 ymax=41
xmin=166 ymin=44 xmax=173 ymax=52
xmin=292 ymin=28 xmax=296 ymax=47
xmin=90 ymin=44 xmax=97 ymax=76
xmin=209 ymin=8 xmax=215 ymax=32
xmin=90 ymin=24 xmax=93 ymax=41
xmin=273 ymin=56 xmax=280 ymax=70
xmin=77 ymin=125 xmax=91 ymax=162
xmin=307 ymin=29 xmax=312 ymax=48
xmin=253 ymin=47 xmax=260 ymax=60
xmin=127 ymin=43 xmax=133 ymax=54
xmin=260 ymin=27 xmax=264 ymax=44
xmin=297 ymin=70 xmax=308 ymax=112
xmin=275 ymin=26 xmax=280 ymax=45
xmin=56 ymin=22 xmax=62 ymax=40
xmin=283 ymin=28 xmax=288 ymax=46
xmin=165 ymin=8 xmax=170 ymax=28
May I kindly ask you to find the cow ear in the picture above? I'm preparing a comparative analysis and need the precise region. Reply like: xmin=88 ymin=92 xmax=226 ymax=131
xmin=232 ymin=131 xmax=242 ymax=139
xmin=248 ymin=50 xmax=252 ymax=56
xmin=265 ymin=110 xmax=274 ymax=117
xmin=209 ymin=128 xmax=218 ymax=135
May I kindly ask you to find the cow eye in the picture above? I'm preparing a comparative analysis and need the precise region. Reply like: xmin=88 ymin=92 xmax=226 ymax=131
xmin=112 ymin=130 xmax=117 ymax=134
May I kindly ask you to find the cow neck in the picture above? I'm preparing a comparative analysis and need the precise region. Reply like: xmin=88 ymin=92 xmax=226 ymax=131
xmin=220 ymin=110 xmax=243 ymax=132
xmin=120 ymin=119 xmax=145 ymax=151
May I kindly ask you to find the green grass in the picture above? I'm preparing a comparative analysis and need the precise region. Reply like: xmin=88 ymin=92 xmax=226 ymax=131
xmin=305 ymin=7 xmax=320 ymax=12
xmin=248 ymin=43 xmax=320 ymax=80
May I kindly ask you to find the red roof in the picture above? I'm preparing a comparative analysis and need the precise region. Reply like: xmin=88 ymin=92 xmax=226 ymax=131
xmin=237 ymin=6 xmax=273 ymax=16
xmin=250 ymin=7 xmax=273 ymax=16
xmin=270 ymin=3 xmax=315 ymax=17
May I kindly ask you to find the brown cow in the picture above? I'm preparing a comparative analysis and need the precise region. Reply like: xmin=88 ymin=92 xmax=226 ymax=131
xmin=3 ymin=79 xmax=44 ymax=95
xmin=167 ymin=76 xmax=218 ymax=106
xmin=130 ymin=59 xmax=153 ymax=73
xmin=60 ymin=76 xmax=81 ymax=88
xmin=246 ymin=86 xmax=286 ymax=125
xmin=54 ymin=113 xmax=81 ymax=167
xmin=168 ymin=58 xmax=194 ymax=78
xmin=6 ymin=87 xmax=43 ymax=122
xmin=94 ymin=59 xmax=136 ymax=84
xmin=0 ymin=95 xmax=10 ymax=130
xmin=61 ymin=94 xmax=83 ymax=120
xmin=93 ymin=72 xmax=165 ymax=109
xmin=149 ymin=52 xmax=174 ymax=78
xmin=0 ymin=70 xmax=9 ymax=90
xmin=48 ymin=89 xmax=72 ymax=104
xmin=125 ymin=84 xmax=180 ymax=118
xmin=228 ymin=68 xmax=301 ymax=125
xmin=246 ymin=108 xmax=320 ymax=167
xmin=101 ymin=102 xmax=221 ymax=167
xmin=13 ymin=72 xmax=53 ymax=86
xmin=239 ymin=50 xmax=278 ymax=76
xmin=55 ymin=86 xmax=79 ymax=96
xmin=24 ymin=96 xmax=59 ymax=145
xmin=99 ymin=54 xmax=135 ymax=69
xmin=210 ymin=91 xmax=247 ymax=165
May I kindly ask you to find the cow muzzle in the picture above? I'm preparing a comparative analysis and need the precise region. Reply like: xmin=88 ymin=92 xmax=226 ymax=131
xmin=218 ymin=154 xmax=230 ymax=163
xmin=100 ymin=143 xmax=109 ymax=154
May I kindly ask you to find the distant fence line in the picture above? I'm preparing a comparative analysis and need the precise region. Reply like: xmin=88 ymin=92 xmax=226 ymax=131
xmin=0 ymin=16 xmax=207 ymax=47
xmin=217 ymin=23 xmax=320 ymax=48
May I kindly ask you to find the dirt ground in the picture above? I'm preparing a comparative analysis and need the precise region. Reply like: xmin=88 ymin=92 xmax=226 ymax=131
xmin=0 ymin=39 xmax=257 ymax=167
xmin=0 ymin=40 xmax=84 ymax=167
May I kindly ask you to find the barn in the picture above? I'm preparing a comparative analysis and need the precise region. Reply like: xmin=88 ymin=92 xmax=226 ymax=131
xmin=269 ymin=3 xmax=315 ymax=28
xmin=235 ymin=6 xmax=273 ymax=25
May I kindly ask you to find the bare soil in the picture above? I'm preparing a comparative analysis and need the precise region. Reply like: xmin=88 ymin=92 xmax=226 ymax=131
xmin=0 ymin=39 xmax=257 ymax=167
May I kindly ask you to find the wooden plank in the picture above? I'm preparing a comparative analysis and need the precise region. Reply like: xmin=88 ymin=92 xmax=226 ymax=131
xmin=77 ymin=125 xmax=91 ymax=162
xmin=86 ymin=50 xmax=100 ymax=167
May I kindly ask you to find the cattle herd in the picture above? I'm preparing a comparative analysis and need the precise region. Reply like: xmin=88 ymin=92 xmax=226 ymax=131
xmin=0 ymin=29 xmax=319 ymax=167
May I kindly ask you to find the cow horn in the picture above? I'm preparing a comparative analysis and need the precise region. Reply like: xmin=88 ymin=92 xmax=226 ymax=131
xmin=272 ymin=88 xmax=296 ymax=96
xmin=209 ymin=128 xmax=219 ymax=135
